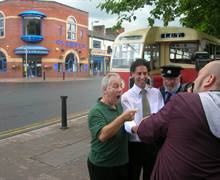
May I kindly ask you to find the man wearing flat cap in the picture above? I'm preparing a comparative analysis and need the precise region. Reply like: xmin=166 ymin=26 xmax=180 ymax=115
xmin=159 ymin=65 xmax=183 ymax=104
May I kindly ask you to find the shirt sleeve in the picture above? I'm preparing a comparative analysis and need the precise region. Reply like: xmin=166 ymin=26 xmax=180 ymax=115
xmin=121 ymin=93 xmax=137 ymax=134
xmin=88 ymin=109 xmax=106 ymax=140
xmin=124 ymin=121 xmax=137 ymax=134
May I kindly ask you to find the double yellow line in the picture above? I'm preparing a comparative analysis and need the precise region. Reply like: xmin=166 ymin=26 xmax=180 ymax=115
xmin=0 ymin=110 xmax=89 ymax=140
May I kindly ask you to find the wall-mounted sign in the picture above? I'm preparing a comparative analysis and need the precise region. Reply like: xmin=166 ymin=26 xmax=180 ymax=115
xmin=55 ymin=40 xmax=87 ymax=49
xmin=91 ymin=49 xmax=110 ymax=56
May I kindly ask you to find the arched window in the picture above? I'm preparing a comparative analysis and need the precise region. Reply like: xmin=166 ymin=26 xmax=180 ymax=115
xmin=67 ymin=17 xmax=76 ymax=40
xmin=65 ymin=53 xmax=78 ymax=72
xmin=0 ymin=12 xmax=4 ymax=37
xmin=0 ymin=51 xmax=7 ymax=72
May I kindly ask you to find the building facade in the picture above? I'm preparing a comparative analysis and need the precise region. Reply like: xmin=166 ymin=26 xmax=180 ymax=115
xmin=89 ymin=25 xmax=124 ymax=75
xmin=0 ymin=0 xmax=89 ymax=79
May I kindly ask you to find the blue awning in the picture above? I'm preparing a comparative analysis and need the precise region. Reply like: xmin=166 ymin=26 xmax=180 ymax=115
xmin=18 ymin=10 xmax=46 ymax=18
xmin=14 ymin=45 xmax=49 ymax=55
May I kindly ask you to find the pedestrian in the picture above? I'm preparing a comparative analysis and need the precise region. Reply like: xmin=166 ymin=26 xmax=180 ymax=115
xmin=87 ymin=72 xmax=137 ymax=180
xmin=121 ymin=59 xmax=164 ymax=180
xmin=159 ymin=65 xmax=183 ymax=103
xmin=134 ymin=60 xmax=220 ymax=180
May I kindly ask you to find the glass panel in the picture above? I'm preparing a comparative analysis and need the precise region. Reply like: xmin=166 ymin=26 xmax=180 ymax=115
xmin=23 ymin=17 xmax=41 ymax=35
xmin=67 ymin=17 xmax=76 ymax=40
xmin=143 ymin=44 xmax=160 ymax=70
xmin=170 ymin=43 xmax=198 ymax=64
xmin=93 ymin=40 xmax=101 ymax=49
xmin=111 ymin=43 xmax=142 ymax=69
xmin=0 ymin=51 xmax=7 ymax=72
xmin=0 ymin=12 xmax=4 ymax=37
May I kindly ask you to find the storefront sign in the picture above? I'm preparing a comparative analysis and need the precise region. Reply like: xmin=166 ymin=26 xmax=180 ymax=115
xmin=91 ymin=49 xmax=110 ymax=56
xmin=55 ymin=40 xmax=87 ymax=49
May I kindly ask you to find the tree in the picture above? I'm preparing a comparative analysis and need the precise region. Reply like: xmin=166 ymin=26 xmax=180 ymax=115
xmin=98 ymin=0 xmax=220 ymax=38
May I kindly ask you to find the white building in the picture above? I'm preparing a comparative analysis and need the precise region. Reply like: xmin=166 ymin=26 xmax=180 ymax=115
xmin=89 ymin=25 xmax=124 ymax=75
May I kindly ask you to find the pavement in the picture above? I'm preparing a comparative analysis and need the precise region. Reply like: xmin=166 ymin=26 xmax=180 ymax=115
xmin=0 ymin=113 xmax=91 ymax=180
xmin=0 ymin=77 xmax=92 ymax=83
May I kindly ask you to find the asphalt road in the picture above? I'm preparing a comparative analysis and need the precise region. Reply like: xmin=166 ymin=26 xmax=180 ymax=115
xmin=0 ymin=77 xmax=102 ymax=132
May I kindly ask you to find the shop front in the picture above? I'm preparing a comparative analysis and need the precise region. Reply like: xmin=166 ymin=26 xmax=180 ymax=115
xmin=14 ymin=45 xmax=49 ymax=78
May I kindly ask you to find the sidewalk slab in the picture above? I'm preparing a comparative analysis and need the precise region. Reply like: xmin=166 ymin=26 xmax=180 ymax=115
xmin=0 ymin=116 xmax=90 ymax=180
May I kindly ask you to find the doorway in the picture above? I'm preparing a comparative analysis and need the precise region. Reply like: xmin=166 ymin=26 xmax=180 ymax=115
xmin=22 ymin=55 xmax=42 ymax=77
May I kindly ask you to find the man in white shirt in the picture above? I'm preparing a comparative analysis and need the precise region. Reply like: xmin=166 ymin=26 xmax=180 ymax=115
xmin=121 ymin=59 xmax=164 ymax=180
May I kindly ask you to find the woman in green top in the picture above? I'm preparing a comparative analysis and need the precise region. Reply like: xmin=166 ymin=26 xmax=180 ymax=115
xmin=87 ymin=73 xmax=137 ymax=180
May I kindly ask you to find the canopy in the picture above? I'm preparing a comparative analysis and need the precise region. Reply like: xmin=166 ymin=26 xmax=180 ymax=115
xmin=14 ymin=45 xmax=49 ymax=55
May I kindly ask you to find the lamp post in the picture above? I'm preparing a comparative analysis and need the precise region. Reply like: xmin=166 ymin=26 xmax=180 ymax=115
xmin=90 ymin=20 xmax=99 ymax=76
xmin=25 ymin=45 xmax=28 ymax=78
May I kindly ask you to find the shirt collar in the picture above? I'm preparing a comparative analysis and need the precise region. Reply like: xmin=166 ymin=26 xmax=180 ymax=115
xmin=133 ymin=84 xmax=149 ymax=95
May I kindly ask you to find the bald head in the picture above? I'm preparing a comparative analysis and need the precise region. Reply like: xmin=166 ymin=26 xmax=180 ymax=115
xmin=204 ymin=61 xmax=220 ymax=88
xmin=193 ymin=60 xmax=220 ymax=92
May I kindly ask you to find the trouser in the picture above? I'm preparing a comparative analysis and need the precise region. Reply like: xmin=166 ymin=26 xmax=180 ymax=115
xmin=128 ymin=142 xmax=159 ymax=180
xmin=87 ymin=158 xmax=129 ymax=180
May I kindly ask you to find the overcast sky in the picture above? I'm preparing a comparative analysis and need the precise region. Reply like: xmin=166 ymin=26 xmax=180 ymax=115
xmin=0 ymin=0 xmax=180 ymax=30
xmin=52 ymin=0 xmax=180 ymax=30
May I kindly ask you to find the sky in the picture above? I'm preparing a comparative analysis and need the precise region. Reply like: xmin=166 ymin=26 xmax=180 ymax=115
xmin=52 ymin=0 xmax=180 ymax=31
xmin=0 ymin=0 xmax=180 ymax=30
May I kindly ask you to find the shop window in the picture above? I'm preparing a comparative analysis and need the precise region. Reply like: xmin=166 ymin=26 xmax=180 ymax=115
xmin=23 ymin=17 xmax=41 ymax=35
xmin=0 ymin=12 xmax=4 ymax=37
xmin=67 ymin=16 xmax=77 ymax=40
xmin=0 ymin=51 xmax=7 ymax=72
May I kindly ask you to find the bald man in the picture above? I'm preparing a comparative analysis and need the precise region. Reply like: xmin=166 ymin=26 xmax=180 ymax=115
xmin=133 ymin=61 xmax=220 ymax=180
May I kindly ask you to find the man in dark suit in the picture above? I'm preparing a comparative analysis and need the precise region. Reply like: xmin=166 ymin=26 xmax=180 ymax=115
xmin=159 ymin=65 xmax=183 ymax=104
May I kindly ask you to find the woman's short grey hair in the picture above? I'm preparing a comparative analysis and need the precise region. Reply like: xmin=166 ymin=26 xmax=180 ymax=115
xmin=101 ymin=73 xmax=121 ymax=91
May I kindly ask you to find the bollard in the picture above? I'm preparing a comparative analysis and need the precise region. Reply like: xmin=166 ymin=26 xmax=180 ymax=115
xmin=63 ymin=72 xmax=65 ymax=80
xmin=60 ymin=96 xmax=68 ymax=129
xmin=43 ymin=71 xmax=46 ymax=80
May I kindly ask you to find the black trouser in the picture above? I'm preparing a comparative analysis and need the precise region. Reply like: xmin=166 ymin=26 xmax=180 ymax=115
xmin=128 ymin=142 xmax=159 ymax=180
xmin=87 ymin=159 xmax=129 ymax=180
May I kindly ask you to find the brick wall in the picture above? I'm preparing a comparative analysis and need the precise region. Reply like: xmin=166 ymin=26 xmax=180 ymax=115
xmin=0 ymin=0 xmax=89 ymax=78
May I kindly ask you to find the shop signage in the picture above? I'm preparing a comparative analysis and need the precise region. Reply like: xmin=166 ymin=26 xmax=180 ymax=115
xmin=55 ymin=40 xmax=87 ymax=49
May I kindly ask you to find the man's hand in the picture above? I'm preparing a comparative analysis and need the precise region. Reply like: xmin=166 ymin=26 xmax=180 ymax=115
xmin=121 ymin=109 xmax=137 ymax=122
xmin=131 ymin=126 xmax=138 ymax=133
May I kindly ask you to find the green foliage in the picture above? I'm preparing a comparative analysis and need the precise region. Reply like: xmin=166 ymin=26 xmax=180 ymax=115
xmin=98 ymin=0 xmax=220 ymax=38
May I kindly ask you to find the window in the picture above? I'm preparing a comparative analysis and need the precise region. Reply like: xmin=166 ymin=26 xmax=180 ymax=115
xmin=170 ymin=43 xmax=198 ymax=64
xmin=111 ymin=43 xmax=142 ymax=69
xmin=80 ymin=30 xmax=83 ymax=40
xmin=0 ymin=51 xmax=7 ymax=72
xmin=67 ymin=17 xmax=77 ymax=40
xmin=0 ymin=12 xmax=4 ymax=37
xmin=204 ymin=43 xmax=220 ymax=59
xmin=144 ymin=44 xmax=160 ymax=70
xmin=23 ymin=17 xmax=41 ymax=35
xmin=93 ymin=40 xmax=101 ymax=49
xmin=65 ymin=53 xmax=78 ymax=72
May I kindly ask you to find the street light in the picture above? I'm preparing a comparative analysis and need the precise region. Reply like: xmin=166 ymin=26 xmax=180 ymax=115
xmin=25 ymin=45 xmax=28 ymax=78
xmin=90 ymin=20 xmax=99 ymax=76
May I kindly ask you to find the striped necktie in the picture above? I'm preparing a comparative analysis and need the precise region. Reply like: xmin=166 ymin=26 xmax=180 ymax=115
xmin=140 ymin=89 xmax=151 ymax=117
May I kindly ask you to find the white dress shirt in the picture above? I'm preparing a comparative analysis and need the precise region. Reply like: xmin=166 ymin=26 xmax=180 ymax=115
xmin=121 ymin=84 xmax=164 ymax=142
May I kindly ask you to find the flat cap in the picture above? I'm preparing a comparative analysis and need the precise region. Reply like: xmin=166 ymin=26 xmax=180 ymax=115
xmin=161 ymin=65 xmax=183 ymax=78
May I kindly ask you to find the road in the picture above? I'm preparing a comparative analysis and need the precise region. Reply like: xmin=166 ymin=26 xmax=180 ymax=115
xmin=0 ymin=77 xmax=102 ymax=132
